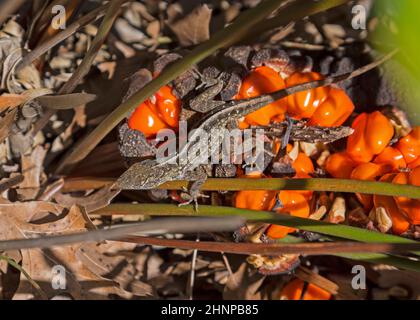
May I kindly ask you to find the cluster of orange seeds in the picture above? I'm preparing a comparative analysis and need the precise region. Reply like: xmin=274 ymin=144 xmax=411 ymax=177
xmin=236 ymin=66 xmax=355 ymax=128
xmin=234 ymin=149 xmax=314 ymax=240
xmin=126 ymin=62 xmax=419 ymax=238
xmin=127 ymin=65 xmax=355 ymax=137
xmin=326 ymin=117 xmax=420 ymax=234
xmin=233 ymin=65 xmax=420 ymax=238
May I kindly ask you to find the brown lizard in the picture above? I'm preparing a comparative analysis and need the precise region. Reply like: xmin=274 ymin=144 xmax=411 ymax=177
xmin=116 ymin=51 xmax=395 ymax=196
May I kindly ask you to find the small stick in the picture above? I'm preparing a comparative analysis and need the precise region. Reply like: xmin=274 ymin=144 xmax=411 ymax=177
xmin=0 ymin=217 xmax=245 ymax=251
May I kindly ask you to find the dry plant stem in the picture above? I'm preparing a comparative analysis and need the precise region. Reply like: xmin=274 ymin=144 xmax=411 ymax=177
xmin=63 ymin=177 xmax=420 ymax=199
xmin=32 ymin=0 xmax=127 ymax=135
xmin=55 ymin=0 xmax=352 ymax=175
xmin=0 ymin=174 xmax=24 ymax=193
xmin=280 ymin=235 xmax=420 ymax=273
xmin=294 ymin=266 xmax=339 ymax=295
xmin=118 ymin=236 xmax=420 ymax=272
xmin=2 ymin=229 xmax=420 ymax=270
xmin=36 ymin=0 xmax=83 ymax=45
xmin=0 ymin=255 xmax=47 ymax=299
xmin=0 ymin=217 xmax=245 ymax=251
xmin=59 ymin=0 xmax=127 ymax=94
xmin=18 ymin=3 xmax=111 ymax=71
xmin=0 ymin=0 xmax=26 ymax=25
xmin=117 ymin=236 xmax=420 ymax=256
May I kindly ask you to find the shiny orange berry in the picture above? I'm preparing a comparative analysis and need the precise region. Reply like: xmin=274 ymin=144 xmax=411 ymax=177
xmin=280 ymin=279 xmax=331 ymax=300
xmin=266 ymin=191 xmax=310 ymax=239
xmin=128 ymin=100 xmax=169 ymax=138
xmin=292 ymin=152 xmax=315 ymax=175
xmin=396 ymin=127 xmax=420 ymax=164
xmin=154 ymin=86 xmax=181 ymax=128
xmin=285 ymin=72 xmax=329 ymax=119
xmin=308 ymin=88 xmax=355 ymax=127
xmin=128 ymin=85 xmax=181 ymax=137
xmin=373 ymin=147 xmax=407 ymax=172
xmin=373 ymin=173 xmax=410 ymax=235
xmin=234 ymin=189 xmax=277 ymax=211
xmin=393 ymin=166 xmax=420 ymax=224
xmin=410 ymin=165 xmax=420 ymax=185
xmin=325 ymin=152 xmax=357 ymax=179
xmin=408 ymin=156 xmax=420 ymax=169
xmin=351 ymin=162 xmax=389 ymax=210
xmin=233 ymin=172 xmax=277 ymax=211
xmin=346 ymin=112 xmax=394 ymax=163
xmin=237 ymin=66 xmax=287 ymax=128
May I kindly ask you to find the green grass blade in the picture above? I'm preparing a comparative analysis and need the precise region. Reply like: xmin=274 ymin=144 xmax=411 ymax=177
xmin=95 ymin=203 xmax=419 ymax=245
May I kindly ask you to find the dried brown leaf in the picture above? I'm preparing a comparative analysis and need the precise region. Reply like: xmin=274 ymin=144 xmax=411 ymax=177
xmin=35 ymin=93 xmax=97 ymax=110
xmin=77 ymin=242 xmax=154 ymax=297
xmin=223 ymin=262 xmax=265 ymax=300
xmin=0 ymin=94 xmax=25 ymax=111
xmin=0 ymin=202 xmax=140 ymax=299
xmin=0 ymin=89 xmax=52 ymax=112
xmin=168 ymin=5 xmax=212 ymax=47
xmin=0 ymin=108 xmax=17 ymax=143
xmin=20 ymin=145 xmax=47 ymax=189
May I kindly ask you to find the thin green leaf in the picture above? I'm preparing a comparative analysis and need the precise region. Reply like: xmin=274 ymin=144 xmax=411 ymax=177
xmin=94 ymin=204 xmax=420 ymax=246
xmin=0 ymin=255 xmax=47 ymax=299
xmin=63 ymin=177 xmax=420 ymax=199
xmin=155 ymin=178 xmax=420 ymax=199
xmin=95 ymin=204 xmax=420 ymax=271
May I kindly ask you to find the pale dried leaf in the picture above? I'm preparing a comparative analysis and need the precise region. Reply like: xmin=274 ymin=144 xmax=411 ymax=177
xmin=0 ymin=93 xmax=25 ymax=110
xmin=0 ymin=204 xmax=131 ymax=300
xmin=20 ymin=145 xmax=47 ymax=189
xmin=0 ymin=108 xmax=17 ymax=143
xmin=35 ymin=93 xmax=97 ymax=110
xmin=77 ymin=242 xmax=154 ymax=297
xmin=223 ymin=263 xmax=265 ymax=300
xmin=0 ymin=88 xmax=53 ymax=111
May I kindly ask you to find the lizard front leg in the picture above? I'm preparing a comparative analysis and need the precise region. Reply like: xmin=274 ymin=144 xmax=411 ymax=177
xmin=178 ymin=166 xmax=210 ymax=211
